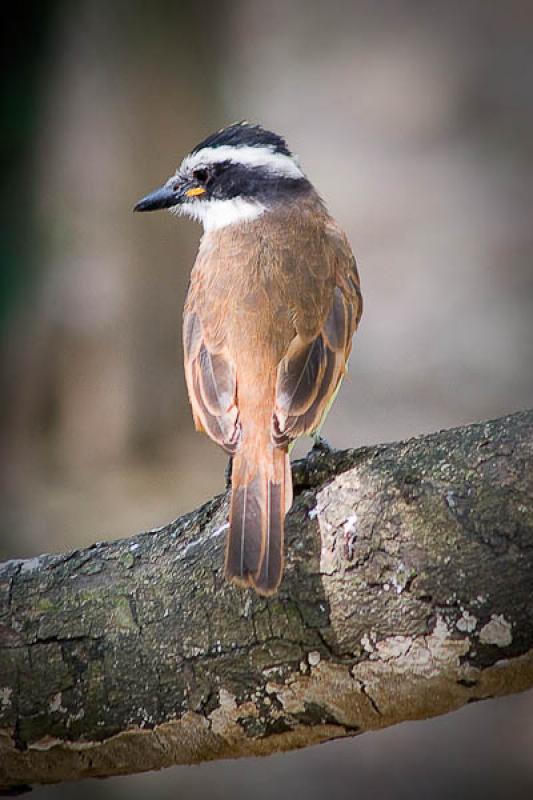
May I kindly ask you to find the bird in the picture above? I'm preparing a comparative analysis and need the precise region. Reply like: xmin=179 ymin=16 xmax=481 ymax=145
xmin=134 ymin=122 xmax=362 ymax=596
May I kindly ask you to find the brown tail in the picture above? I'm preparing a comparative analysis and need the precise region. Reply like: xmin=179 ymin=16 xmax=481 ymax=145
xmin=225 ymin=446 xmax=292 ymax=596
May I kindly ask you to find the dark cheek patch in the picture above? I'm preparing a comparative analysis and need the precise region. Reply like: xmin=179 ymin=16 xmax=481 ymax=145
xmin=212 ymin=163 xmax=311 ymax=202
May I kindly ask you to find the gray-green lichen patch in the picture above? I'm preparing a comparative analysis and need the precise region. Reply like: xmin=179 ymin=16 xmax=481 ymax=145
xmin=456 ymin=610 xmax=478 ymax=633
xmin=479 ymin=614 xmax=513 ymax=647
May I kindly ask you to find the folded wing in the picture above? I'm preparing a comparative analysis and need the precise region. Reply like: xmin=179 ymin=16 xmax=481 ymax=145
xmin=183 ymin=309 xmax=241 ymax=454
xmin=272 ymin=231 xmax=362 ymax=447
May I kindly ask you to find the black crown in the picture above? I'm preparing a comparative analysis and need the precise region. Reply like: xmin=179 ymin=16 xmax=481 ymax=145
xmin=191 ymin=122 xmax=292 ymax=158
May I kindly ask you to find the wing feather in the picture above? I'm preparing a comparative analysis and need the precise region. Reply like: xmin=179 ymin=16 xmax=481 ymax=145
xmin=183 ymin=308 xmax=241 ymax=454
xmin=276 ymin=334 xmax=327 ymax=418
xmin=198 ymin=345 xmax=236 ymax=415
xmin=323 ymin=286 xmax=349 ymax=352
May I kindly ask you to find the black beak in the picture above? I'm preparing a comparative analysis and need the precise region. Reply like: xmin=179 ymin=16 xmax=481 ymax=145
xmin=133 ymin=183 xmax=182 ymax=212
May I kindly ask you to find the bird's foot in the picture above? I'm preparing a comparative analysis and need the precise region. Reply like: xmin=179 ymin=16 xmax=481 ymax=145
xmin=311 ymin=434 xmax=333 ymax=454
xmin=224 ymin=456 xmax=233 ymax=490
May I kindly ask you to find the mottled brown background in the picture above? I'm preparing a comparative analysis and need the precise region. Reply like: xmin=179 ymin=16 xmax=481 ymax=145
xmin=1 ymin=1 xmax=532 ymax=798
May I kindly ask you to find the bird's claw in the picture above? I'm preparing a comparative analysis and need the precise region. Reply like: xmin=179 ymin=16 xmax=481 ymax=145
xmin=224 ymin=456 xmax=233 ymax=490
xmin=311 ymin=434 xmax=333 ymax=454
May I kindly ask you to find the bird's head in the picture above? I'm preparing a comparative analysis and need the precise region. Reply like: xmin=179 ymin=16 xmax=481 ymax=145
xmin=134 ymin=122 xmax=311 ymax=231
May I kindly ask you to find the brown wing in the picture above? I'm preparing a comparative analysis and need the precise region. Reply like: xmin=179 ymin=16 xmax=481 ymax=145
xmin=272 ymin=224 xmax=362 ymax=446
xmin=183 ymin=306 xmax=241 ymax=455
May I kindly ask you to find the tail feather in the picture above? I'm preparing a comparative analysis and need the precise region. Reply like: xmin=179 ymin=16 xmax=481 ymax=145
xmin=226 ymin=475 xmax=264 ymax=585
xmin=252 ymin=477 xmax=284 ymax=595
xmin=225 ymin=449 xmax=291 ymax=595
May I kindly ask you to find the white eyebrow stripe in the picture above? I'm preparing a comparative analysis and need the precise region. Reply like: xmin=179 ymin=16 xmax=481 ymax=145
xmin=181 ymin=145 xmax=304 ymax=180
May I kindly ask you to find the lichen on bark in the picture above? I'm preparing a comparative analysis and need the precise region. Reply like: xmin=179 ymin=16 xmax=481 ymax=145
xmin=1 ymin=410 xmax=532 ymax=791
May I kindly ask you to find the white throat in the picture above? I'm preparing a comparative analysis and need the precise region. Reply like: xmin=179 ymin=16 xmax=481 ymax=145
xmin=172 ymin=197 xmax=266 ymax=232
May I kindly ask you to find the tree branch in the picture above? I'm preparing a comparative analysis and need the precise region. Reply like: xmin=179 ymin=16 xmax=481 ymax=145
xmin=1 ymin=410 xmax=532 ymax=791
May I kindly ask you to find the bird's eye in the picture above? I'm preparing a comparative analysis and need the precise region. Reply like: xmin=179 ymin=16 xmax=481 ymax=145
xmin=193 ymin=168 xmax=209 ymax=183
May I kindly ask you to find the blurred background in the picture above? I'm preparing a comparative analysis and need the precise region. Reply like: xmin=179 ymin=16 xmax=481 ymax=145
xmin=1 ymin=1 xmax=532 ymax=797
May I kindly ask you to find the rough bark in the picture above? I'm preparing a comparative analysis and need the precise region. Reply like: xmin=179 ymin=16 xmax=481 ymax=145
xmin=1 ymin=410 xmax=532 ymax=792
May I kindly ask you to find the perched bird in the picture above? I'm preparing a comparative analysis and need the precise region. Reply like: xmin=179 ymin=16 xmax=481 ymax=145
xmin=134 ymin=122 xmax=362 ymax=595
